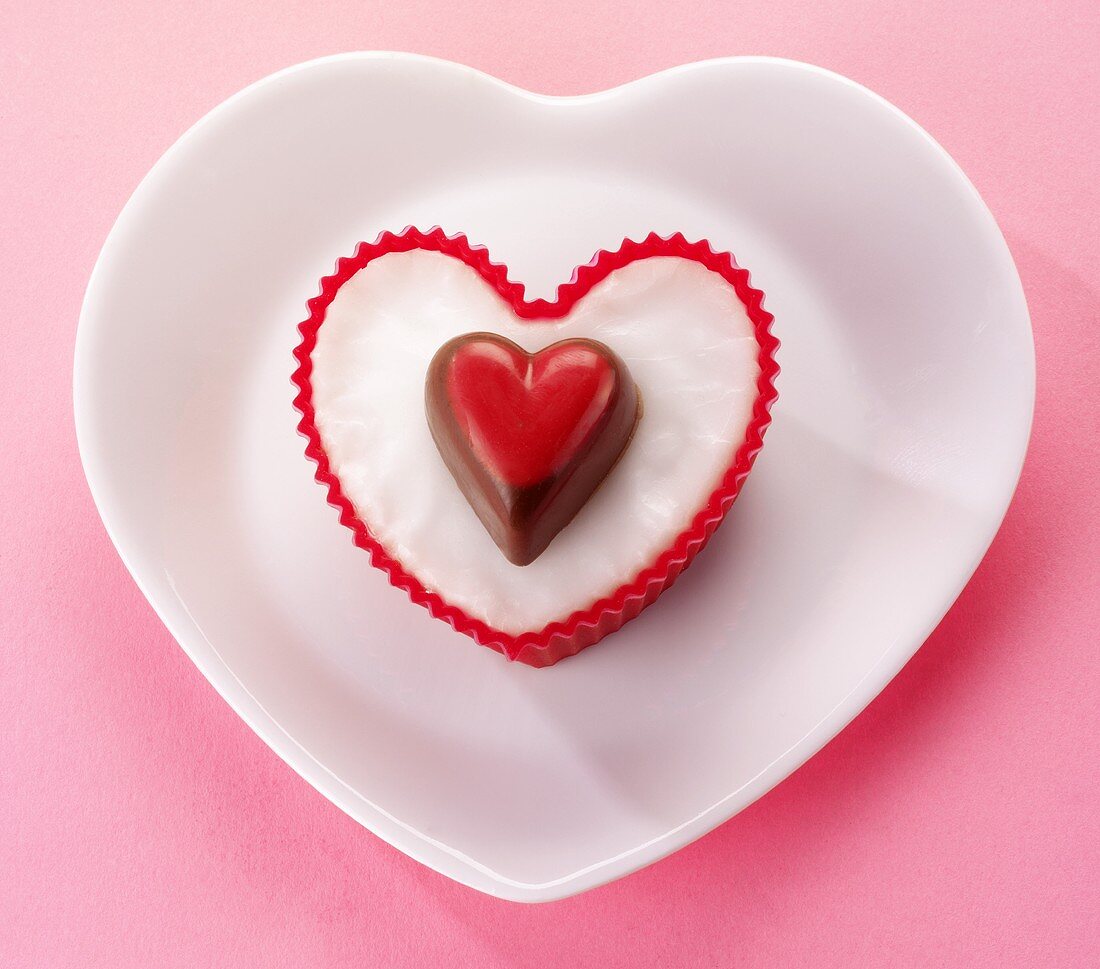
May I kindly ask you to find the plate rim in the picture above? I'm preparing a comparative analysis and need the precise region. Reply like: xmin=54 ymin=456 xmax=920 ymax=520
xmin=73 ymin=51 xmax=1035 ymax=902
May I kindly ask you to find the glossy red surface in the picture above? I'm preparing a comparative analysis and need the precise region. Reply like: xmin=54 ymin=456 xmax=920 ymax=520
xmin=445 ymin=336 xmax=619 ymax=489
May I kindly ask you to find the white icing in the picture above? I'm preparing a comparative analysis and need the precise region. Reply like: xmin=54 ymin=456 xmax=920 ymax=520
xmin=310 ymin=250 xmax=759 ymax=633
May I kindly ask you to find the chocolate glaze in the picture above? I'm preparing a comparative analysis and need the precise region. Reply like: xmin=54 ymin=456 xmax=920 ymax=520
xmin=426 ymin=332 xmax=641 ymax=566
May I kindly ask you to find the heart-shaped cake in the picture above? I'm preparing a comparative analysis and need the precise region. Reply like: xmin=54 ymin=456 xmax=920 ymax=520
xmin=293 ymin=228 xmax=778 ymax=666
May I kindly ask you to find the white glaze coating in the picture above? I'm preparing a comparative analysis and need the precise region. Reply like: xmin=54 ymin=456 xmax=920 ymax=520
xmin=310 ymin=250 xmax=759 ymax=633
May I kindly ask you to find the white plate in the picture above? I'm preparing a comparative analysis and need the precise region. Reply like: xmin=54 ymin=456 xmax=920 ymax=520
xmin=74 ymin=53 xmax=1033 ymax=902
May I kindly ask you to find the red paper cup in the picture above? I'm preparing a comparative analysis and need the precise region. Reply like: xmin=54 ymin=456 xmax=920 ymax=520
xmin=293 ymin=227 xmax=779 ymax=667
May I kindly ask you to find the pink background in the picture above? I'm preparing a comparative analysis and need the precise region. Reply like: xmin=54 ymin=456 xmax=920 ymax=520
xmin=2 ymin=0 xmax=1098 ymax=965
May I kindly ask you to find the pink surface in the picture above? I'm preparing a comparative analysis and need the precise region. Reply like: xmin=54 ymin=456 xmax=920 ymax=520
xmin=2 ymin=0 xmax=1098 ymax=965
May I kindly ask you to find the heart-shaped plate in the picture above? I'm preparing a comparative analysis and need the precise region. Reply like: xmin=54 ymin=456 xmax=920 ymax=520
xmin=74 ymin=53 xmax=1033 ymax=901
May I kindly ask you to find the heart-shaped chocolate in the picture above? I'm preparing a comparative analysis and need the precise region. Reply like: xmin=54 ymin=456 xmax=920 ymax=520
xmin=426 ymin=333 xmax=641 ymax=566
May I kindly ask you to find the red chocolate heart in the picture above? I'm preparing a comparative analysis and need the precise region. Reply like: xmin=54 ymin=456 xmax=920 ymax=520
xmin=426 ymin=333 xmax=641 ymax=566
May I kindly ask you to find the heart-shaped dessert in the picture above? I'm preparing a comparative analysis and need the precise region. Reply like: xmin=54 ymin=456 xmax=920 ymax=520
xmin=293 ymin=227 xmax=778 ymax=666
xmin=426 ymin=333 xmax=641 ymax=566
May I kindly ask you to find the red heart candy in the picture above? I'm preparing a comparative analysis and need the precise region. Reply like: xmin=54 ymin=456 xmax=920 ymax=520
xmin=426 ymin=333 xmax=640 ymax=566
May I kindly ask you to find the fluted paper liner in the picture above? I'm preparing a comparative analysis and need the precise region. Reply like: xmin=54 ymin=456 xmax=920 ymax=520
xmin=292 ymin=227 xmax=779 ymax=667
